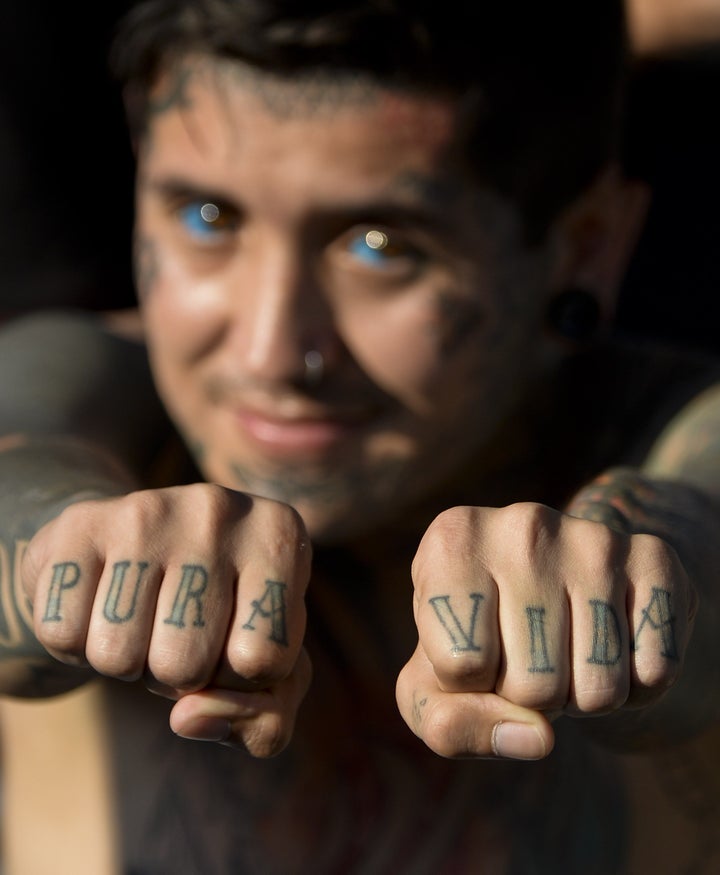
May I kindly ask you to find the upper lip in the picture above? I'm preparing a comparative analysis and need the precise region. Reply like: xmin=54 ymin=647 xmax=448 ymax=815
xmin=217 ymin=391 xmax=385 ymax=426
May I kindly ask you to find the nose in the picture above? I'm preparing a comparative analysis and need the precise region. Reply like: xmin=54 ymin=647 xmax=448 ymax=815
xmin=230 ymin=244 xmax=337 ymax=384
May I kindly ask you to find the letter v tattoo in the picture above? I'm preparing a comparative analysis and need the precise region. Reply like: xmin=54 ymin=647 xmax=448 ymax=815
xmin=429 ymin=593 xmax=484 ymax=653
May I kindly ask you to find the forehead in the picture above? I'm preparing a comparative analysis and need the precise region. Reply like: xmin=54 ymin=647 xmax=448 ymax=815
xmin=139 ymin=57 xmax=468 ymax=209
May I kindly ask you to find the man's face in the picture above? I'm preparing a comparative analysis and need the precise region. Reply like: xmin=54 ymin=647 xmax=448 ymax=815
xmin=136 ymin=58 xmax=560 ymax=543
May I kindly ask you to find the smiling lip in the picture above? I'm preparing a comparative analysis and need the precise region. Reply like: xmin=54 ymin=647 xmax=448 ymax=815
xmin=232 ymin=407 xmax=364 ymax=458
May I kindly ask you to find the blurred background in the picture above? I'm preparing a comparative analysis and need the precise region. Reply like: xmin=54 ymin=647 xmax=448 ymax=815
xmin=617 ymin=0 xmax=720 ymax=355
xmin=0 ymin=0 xmax=719 ymax=353
xmin=0 ymin=2 xmax=135 ymax=315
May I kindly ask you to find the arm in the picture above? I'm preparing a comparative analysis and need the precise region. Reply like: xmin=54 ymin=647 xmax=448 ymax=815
xmin=565 ymin=383 xmax=720 ymax=745
xmin=0 ymin=435 xmax=137 ymax=696
xmin=0 ymin=310 xmax=164 ymax=696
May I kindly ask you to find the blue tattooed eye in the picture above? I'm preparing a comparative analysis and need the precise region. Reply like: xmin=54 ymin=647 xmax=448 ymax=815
xmin=346 ymin=229 xmax=421 ymax=271
xmin=176 ymin=200 xmax=238 ymax=241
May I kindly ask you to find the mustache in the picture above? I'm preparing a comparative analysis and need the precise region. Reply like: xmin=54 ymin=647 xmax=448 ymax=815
xmin=202 ymin=372 xmax=392 ymax=412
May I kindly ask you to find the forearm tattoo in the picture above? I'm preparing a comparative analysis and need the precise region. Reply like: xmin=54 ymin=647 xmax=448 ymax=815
xmin=0 ymin=537 xmax=32 ymax=649
xmin=0 ymin=438 xmax=135 ymax=693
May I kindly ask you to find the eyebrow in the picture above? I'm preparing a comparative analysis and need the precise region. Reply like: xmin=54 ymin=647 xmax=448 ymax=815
xmin=143 ymin=173 xmax=458 ymax=233
xmin=144 ymin=177 xmax=241 ymax=211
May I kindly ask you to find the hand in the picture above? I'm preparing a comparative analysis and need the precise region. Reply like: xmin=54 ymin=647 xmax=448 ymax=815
xmin=22 ymin=483 xmax=312 ymax=756
xmin=396 ymin=502 xmax=696 ymax=760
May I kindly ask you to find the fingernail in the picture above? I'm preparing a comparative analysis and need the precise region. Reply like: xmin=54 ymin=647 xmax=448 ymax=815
xmin=176 ymin=717 xmax=231 ymax=743
xmin=491 ymin=722 xmax=546 ymax=760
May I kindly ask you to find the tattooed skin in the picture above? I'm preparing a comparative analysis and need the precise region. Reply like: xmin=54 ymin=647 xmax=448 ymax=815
xmin=39 ymin=554 xmax=289 ymax=649
xmin=142 ymin=56 xmax=400 ymax=143
xmin=526 ymin=605 xmax=555 ymax=673
xmin=587 ymin=600 xmax=623 ymax=666
xmin=0 ymin=437 xmax=134 ymax=695
xmin=428 ymin=593 xmax=484 ymax=654
xmin=0 ymin=535 xmax=32 ymax=651
xmin=567 ymin=466 xmax=717 ymax=575
xmin=432 ymin=289 xmax=488 ymax=355
xmin=427 ymin=589 xmax=676 ymax=677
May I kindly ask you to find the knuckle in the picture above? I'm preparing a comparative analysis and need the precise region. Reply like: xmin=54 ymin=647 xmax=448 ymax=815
xmin=254 ymin=499 xmax=312 ymax=571
xmin=499 ymin=675 xmax=566 ymax=711
xmin=37 ymin=624 xmax=87 ymax=665
xmin=226 ymin=639 xmax=289 ymax=686
xmin=149 ymin=646 xmax=212 ymax=692
xmin=113 ymin=490 xmax=170 ymax=548
xmin=632 ymin=533 xmax=685 ymax=582
xmin=242 ymin=711 xmax=289 ymax=758
xmin=580 ymin=521 xmax=621 ymax=570
xmin=497 ymin=502 xmax=557 ymax=570
xmin=572 ymin=683 xmax=628 ymax=714
xmin=633 ymin=652 xmax=679 ymax=692
xmin=413 ymin=506 xmax=480 ymax=584
xmin=419 ymin=697 xmax=474 ymax=758
xmin=184 ymin=483 xmax=242 ymax=546
xmin=433 ymin=651 xmax=494 ymax=692
xmin=85 ymin=637 xmax=144 ymax=681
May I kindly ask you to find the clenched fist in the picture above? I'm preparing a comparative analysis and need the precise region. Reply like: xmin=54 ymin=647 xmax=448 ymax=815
xmin=22 ymin=483 xmax=312 ymax=756
xmin=396 ymin=502 xmax=696 ymax=760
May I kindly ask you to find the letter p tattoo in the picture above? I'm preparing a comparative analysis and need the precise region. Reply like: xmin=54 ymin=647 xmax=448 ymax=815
xmin=43 ymin=562 xmax=81 ymax=622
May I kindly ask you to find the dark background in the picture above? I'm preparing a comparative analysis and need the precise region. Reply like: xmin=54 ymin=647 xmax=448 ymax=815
xmin=0 ymin=2 xmax=136 ymax=313
xmin=617 ymin=46 xmax=720 ymax=355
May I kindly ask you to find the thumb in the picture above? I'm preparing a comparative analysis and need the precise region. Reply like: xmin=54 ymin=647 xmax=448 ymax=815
xmin=396 ymin=644 xmax=555 ymax=760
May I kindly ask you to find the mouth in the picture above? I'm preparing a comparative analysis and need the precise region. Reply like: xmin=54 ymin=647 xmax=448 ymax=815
xmin=222 ymin=387 xmax=389 ymax=460
xmin=204 ymin=371 xmax=392 ymax=461
xmin=234 ymin=408 xmax=358 ymax=457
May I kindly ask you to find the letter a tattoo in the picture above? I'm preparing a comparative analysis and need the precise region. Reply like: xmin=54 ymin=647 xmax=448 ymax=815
xmin=633 ymin=587 xmax=678 ymax=660
xmin=428 ymin=593 xmax=484 ymax=653
xmin=243 ymin=580 xmax=288 ymax=645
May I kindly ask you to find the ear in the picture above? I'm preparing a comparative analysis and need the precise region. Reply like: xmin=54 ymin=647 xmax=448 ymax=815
xmin=547 ymin=165 xmax=650 ymax=322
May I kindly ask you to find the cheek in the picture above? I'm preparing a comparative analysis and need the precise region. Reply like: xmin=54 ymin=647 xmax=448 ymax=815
xmin=338 ymin=289 xmax=492 ymax=404
xmin=140 ymin=242 xmax=229 ymax=369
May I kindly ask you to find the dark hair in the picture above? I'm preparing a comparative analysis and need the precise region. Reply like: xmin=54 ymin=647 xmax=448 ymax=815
xmin=111 ymin=0 xmax=629 ymax=238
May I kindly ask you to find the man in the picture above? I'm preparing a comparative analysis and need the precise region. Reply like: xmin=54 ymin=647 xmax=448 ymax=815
xmin=2 ymin=1 xmax=720 ymax=872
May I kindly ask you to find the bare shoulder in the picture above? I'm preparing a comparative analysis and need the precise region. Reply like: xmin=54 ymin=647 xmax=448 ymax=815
xmin=0 ymin=309 xmax=172 ymax=471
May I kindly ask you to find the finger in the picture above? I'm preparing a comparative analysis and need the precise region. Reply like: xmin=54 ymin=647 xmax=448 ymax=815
xmin=85 ymin=557 xmax=164 ymax=681
xmin=169 ymin=648 xmax=312 ymax=757
xmin=559 ymin=518 xmax=631 ymax=714
xmin=396 ymin=644 xmax=554 ymax=760
xmin=220 ymin=503 xmax=312 ymax=689
xmin=412 ymin=507 xmax=500 ymax=692
xmin=146 ymin=559 xmax=235 ymax=693
xmin=495 ymin=591 xmax=571 ymax=711
xmin=626 ymin=534 xmax=693 ymax=706
xmin=464 ymin=503 xmax=571 ymax=711
xmin=22 ymin=505 xmax=105 ymax=666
